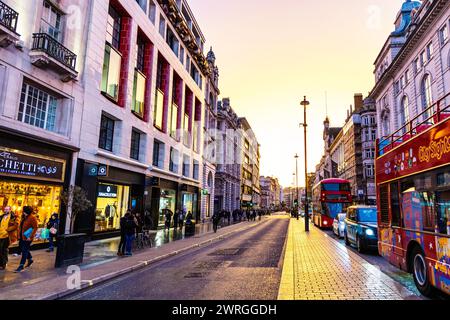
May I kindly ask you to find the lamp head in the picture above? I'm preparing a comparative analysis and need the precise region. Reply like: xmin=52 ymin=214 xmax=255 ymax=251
xmin=301 ymin=96 xmax=310 ymax=107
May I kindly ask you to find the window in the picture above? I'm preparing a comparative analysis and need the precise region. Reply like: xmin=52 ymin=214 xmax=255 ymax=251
xmin=130 ymin=129 xmax=141 ymax=160
xmin=101 ymin=44 xmax=122 ymax=101
xmin=169 ymin=147 xmax=179 ymax=173
xmin=421 ymin=74 xmax=433 ymax=120
xmin=400 ymin=95 xmax=410 ymax=132
xmin=136 ymin=0 xmax=147 ymax=12
xmin=379 ymin=185 xmax=389 ymax=224
xmin=153 ymin=139 xmax=165 ymax=168
xmin=180 ymin=47 xmax=185 ymax=65
xmin=371 ymin=129 xmax=377 ymax=141
xmin=148 ymin=0 xmax=156 ymax=24
xmin=440 ymin=24 xmax=449 ymax=45
xmin=159 ymin=15 xmax=166 ymax=37
xmin=390 ymin=182 xmax=401 ymax=227
xmin=166 ymin=28 xmax=179 ymax=57
xmin=132 ymin=71 xmax=145 ymax=118
xmin=182 ymin=155 xmax=190 ymax=177
xmin=99 ymin=115 xmax=115 ymax=152
xmin=420 ymin=50 xmax=427 ymax=66
xmin=183 ymin=113 xmax=190 ymax=146
xmin=365 ymin=164 xmax=374 ymax=178
xmin=169 ymin=103 xmax=178 ymax=139
xmin=405 ymin=69 xmax=411 ymax=83
xmin=190 ymin=63 xmax=201 ymax=88
xmin=426 ymin=42 xmax=434 ymax=60
xmin=41 ymin=1 xmax=63 ymax=42
xmin=102 ymin=6 xmax=122 ymax=101
xmin=106 ymin=6 xmax=121 ymax=50
xmin=154 ymin=89 xmax=164 ymax=130
xmin=193 ymin=160 xmax=199 ymax=180
xmin=414 ymin=58 xmax=420 ymax=73
xmin=18 ymin=83 xmax=59 ymax=132
xmin=186 ymin=56 xmax=191 ymax=73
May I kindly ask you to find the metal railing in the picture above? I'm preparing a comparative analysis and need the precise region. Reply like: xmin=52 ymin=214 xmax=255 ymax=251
xmin=31 ymin=33 xmax=77 ymax=71
xmin=377 ymin=92 xmax=450 ymax=156
xmin=0 ymin=1 xmax=18 ymax=32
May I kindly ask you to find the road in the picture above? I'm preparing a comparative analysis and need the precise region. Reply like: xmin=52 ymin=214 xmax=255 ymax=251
xmin=65 ymin=216 xmax=290 ymax=300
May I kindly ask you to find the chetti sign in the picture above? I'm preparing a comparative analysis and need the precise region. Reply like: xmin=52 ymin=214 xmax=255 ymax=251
xmin=0 ymin=147 xmax=66 ymax=182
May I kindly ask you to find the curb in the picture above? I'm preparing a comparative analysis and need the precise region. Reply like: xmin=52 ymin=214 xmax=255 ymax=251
xmin=39 ymin=219 xmax=268 ymax=300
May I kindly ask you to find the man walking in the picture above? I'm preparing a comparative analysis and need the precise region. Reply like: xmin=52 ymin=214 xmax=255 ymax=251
xmin=15 ymin=206 xmax=38 ymax=273
xmin=0 ymin=207 xmax=17 ymax=270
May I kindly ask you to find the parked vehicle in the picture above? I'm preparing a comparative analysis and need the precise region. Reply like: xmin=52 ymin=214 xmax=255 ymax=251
xmin=344 ymin=206 xmax=378 ymax=253
xmin=333 ymin=213 xmax=346 ymax=238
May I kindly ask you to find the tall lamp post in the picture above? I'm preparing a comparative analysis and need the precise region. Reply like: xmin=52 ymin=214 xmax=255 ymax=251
xmin=295 ymin=154 xmax=300 ymax=220
xmin=300 ymin=96 xmax=310 ymax=232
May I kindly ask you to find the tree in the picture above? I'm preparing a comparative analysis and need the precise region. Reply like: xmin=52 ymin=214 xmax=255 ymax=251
xmin=61 ymin=186 xmax=92 ymax=234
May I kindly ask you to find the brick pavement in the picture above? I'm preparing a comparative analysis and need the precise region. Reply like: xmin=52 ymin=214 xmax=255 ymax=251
xmin=278 ymin=219 xmax=422 ymax=300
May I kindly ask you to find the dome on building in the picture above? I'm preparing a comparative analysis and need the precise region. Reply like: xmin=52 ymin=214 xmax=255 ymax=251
xmin=392 ymin=0 xmax=422 ymax=36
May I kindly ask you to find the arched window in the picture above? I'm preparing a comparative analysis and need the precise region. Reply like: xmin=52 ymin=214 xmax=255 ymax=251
xmin=421 ymin=74 xmax=433 ymax=121
xmin=400 ymin=95 xmax=410 ymax=133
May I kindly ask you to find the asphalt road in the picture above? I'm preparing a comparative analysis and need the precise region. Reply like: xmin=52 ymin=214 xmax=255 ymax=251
xmin=65 ymin=216 xmax=290 ymax=300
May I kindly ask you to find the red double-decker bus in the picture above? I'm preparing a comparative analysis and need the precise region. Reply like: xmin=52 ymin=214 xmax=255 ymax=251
xmin=312 ymin=178 xmax=352 ymax=229
xmin=376 ymin=92 xmax=450 ymax=297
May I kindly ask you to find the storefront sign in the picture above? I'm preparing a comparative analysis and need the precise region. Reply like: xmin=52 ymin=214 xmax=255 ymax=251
xmin=97 ymin=184 xmax=118 ymax=198
xmin=0 ymin=147 xmax=66 ymax=182
xmin=88 ymin=164 xmax=109 ymax=177
xmin=376 ymin=120 xmax=450 ymax=184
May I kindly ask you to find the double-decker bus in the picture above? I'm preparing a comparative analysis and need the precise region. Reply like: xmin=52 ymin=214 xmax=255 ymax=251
xmin=312 ymin=178 xmax=352 ymax=229
xmin=376 ymin=92 xmax=450 ymax=297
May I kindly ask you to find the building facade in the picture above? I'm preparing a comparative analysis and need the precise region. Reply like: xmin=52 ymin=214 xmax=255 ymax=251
xmin=0 ymin=0 xmax=90 ymax=237
xmin=370 ymin=0 xmax=450 ymax=141
xmin=260 ymin=176 xmax=281 ymax=209
xmin=214 ymin=98 xmax=241 ymax=214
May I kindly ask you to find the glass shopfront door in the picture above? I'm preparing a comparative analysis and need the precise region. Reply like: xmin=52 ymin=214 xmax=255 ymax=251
xmin=158 ymin=189 xmax=176 ymax=227
xmin=95 ymin=183 xmax=130 ymax=232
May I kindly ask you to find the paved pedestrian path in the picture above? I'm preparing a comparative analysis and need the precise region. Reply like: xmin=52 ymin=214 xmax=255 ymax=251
xmin=0 ymin=218 xmax=266 ymax=300
xmin=278 ymin=219 xmax=422 ymax=300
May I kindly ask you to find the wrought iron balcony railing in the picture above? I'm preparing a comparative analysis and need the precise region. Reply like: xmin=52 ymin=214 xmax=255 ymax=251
xmin=0 ymin=1 xmax=18 ymax=32
xmin=31 ymin=33 xmax=77 ymax=71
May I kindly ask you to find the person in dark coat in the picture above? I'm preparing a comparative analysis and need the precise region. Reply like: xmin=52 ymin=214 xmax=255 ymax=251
xmin=124 ymin=213 xmax=138 ymax=256
xmin=46 ymin=213 xmax=59 ymax=252
xmin=173 ymin=209 xmax=180 ymax=230
xmin=164 ymin=209 xmax=173 ymax=231
xmin=117 ymin=210 xmax=130 ymax=256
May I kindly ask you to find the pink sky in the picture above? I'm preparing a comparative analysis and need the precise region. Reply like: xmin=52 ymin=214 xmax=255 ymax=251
xmin=190 ymin=0 xmax=405 ymax=187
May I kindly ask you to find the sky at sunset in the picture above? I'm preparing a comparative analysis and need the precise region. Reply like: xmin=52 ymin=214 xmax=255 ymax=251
xmin=189 ymin=0 xmax=405 ymax=188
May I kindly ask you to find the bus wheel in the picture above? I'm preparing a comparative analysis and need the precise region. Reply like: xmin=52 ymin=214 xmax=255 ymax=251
xmin=411 ymin=247 xmax=434 ymax=298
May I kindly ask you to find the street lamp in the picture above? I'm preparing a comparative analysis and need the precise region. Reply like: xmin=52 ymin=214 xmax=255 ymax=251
xmin=300 ymin=96 xmax=310 ymax=232
xmin=295 ymin=154 xmax=299 ymax=220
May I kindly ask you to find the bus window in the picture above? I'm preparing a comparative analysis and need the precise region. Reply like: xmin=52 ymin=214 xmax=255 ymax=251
xmin=419 ymin=191 xmax=436 ymax=232
xmin=322 ymin=183 xmax=350 ymax=192
xmin=436 ymin=190 xmax=450 ymax=235
xmin=390 ymin=182 xmax=401 ymax=227
xmin=379 ymin=185 xmax=389 ymax=224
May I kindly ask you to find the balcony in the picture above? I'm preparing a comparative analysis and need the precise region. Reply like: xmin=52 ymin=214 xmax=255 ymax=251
xmin=0 ymin=1 xmax=20 ymax=47
xmin=29 ymin=33 xmax=78 ymax=82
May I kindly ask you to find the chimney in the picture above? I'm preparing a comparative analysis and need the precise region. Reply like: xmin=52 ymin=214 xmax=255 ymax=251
xmin=354 ymin=93 xmax=363 ymax=113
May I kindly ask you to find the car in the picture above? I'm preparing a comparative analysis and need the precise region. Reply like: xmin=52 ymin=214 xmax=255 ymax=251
xmin=333 ymin=213 xmax=346 ymax=238
xmin=344 ymin=206 xmax=378 ymax=253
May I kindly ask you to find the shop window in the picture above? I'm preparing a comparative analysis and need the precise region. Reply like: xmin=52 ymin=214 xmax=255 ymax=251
xmin=41 ymin=1 xmax=63 ymax=42
xmin=0 ymin=182 xmax=61 ymax=244
xmin=130 ymin=129 xmax=141 ymax=161
xmin=18 ymin=82 xmax=63 ymax=133
xmin=159 ymin=189 xmax=176 ymax=227
xmin=95 ymin=183 xmax=129 ymax=232
xmin=152 ymin=139 xmax=165 ymax=168
xmin=99 ymin=114 xmax=115 ymax=152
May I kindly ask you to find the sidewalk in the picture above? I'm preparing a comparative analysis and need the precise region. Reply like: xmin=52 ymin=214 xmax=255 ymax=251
xmin=278 ymin=219 xmax=422 ymax=300
xmin=0 ymin=218 xmax=265 ymax=300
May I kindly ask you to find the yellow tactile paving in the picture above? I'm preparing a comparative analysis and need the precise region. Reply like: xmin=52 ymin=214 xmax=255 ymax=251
xmin=277 ymin=219 xmax=419 ymax=300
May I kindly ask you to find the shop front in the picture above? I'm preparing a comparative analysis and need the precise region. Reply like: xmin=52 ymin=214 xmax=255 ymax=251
xmin=75 ymin=160 xmax=145 ymax=239
xmin=146 ymin=177 xmax=178 ymax=229
xmin=0 ymin=129 xmax=74 ymax=248
xmin=180 ymin=184 xmax=200 ymax=222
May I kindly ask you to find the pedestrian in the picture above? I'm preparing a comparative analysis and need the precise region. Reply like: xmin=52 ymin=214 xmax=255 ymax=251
xmin=246 ymin=209 xmax=250 ymax=221
xmin=117 ymin=211 xmax=129 ymax=256
xmin=144 ymin=209 xmax=154 ymax=230
xmin=124 ymin=212 xmax=138 ymax=256
xmin=46 ymin=213 xmax=59 ymax=252
xmin=14 ymin=206 xmax=38 ymax=273
xmin=212 ymin=211 xmax=220 ymax=233
xmin=0 ymin=207 xmax=18 ymax=271
xmin=164 ymin=209 xmax=173 ymax=231
xmin=258 ymin=210 xmax=262 ymax=221
xmin=227 ymin=211 xmax=231 ymax=225
xmin=173 ymin=209 xmax=180 ymax=230
xmin=178 ymin=210 xmax=185 ymax=229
